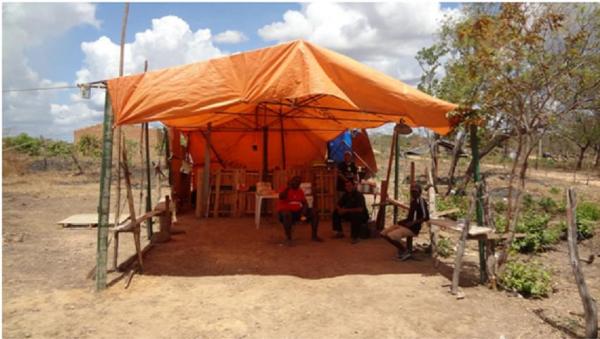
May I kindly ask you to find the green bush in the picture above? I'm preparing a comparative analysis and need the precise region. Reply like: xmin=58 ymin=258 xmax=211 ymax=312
xmin=549 ymin=187 xmax=560 ymax=195
xmin=437 ymin=195 xmax=468 ymax=219
xmin=538 ymin=197 xmax=559 ymax=214
xmin=436 ymin=237 xmax=454 ymax=258
xmin=522 ymin=194 xmax=535 ymax=211
xmin=493 ymin=200 xmax=507 ymax=214
xmin=500 ymin=261 xmax=551 ymax=298
xmin=77 ymin=135 xmax=102 ymax=158
xmin=577 ymin=202 xmax=600 ymax=221
xmin=494 ymin=214 xmax=508 ymax=233
xmin=3 ymin=133 xmax=42 ymax=156
xmin=46 ymin=140 xmax=73 ymax=156
xmin=513 ymin=213 xmax=557 ymax=252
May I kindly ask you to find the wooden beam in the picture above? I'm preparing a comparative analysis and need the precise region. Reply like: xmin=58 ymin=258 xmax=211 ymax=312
xmin=199 ymin=130 xmax=225 ymax=168
xmin=96 ymin=91 xmax=114 ymax=291
xmin=279 ymin=110 xmax=286 ymax=169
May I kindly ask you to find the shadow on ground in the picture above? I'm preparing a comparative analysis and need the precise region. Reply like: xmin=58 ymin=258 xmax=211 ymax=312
xmin=138 ymin=214 xmax=480 ymax=285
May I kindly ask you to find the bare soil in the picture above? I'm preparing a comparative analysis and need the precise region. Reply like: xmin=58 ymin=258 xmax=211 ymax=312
xmin=3 ymin=161 xmax=599 ymax=338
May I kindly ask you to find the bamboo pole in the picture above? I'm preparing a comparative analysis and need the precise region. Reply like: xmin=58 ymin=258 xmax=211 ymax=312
xmin=96 ymin=92 xmax=114 ymax=291
xmin=113 ymin=3 xmax=130 ymax=229
xmin=470 ymin=124 xmax=487 ymax=283
xmin=566 ymin=188 xmax=598 ymax=338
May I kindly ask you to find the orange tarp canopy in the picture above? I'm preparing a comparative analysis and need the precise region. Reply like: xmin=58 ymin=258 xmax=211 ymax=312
xmin=106 ymin=40 xmax=457 ymax=170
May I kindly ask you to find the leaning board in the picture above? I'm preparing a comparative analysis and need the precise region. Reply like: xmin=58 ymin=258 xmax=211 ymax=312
xmin=57 ymin=214 xmax=129 ymax=227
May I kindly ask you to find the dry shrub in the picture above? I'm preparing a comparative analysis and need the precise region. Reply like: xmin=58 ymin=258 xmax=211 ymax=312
xmin=2 ymin=150 xmax=30 ymax=177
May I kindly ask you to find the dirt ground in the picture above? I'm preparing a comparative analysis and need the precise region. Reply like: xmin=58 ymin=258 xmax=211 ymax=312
xmin=2 ymin=160 xmax=599 ymax=338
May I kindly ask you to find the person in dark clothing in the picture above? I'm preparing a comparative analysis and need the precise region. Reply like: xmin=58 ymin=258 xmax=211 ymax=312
xmin=337 ymin=151 xmax=358 ymax=192
xmin=277 ymin=176 xmax=322 ymax=245
xmin=332 ymin=180 xmax=369 ymax=244
xmin=380 ymin=183 xmax=429 ymax=260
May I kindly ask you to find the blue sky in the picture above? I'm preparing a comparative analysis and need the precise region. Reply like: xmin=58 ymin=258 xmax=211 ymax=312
xmin=3 ymin=2 xmax=461 ymax=140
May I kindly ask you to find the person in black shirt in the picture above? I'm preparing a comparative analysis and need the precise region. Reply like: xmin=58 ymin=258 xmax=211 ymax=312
xmin=380 ymin=183 xmax=429 ymax=259
xmin=332 ymin=180 xmax=369 ymax=244
xmin=337 ymin=151 xmax=358 ymax=192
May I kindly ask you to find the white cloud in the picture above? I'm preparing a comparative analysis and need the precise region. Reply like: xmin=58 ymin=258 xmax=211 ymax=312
xmin=76 ymin=15 xmax=224 ymax=84
xmin=2 ymin=3 xmax=100 ymax=139
xmin=214 ymin=30 xmax=248 ymax=44
xmin=258 ymin=2 xmax=460 ymax=83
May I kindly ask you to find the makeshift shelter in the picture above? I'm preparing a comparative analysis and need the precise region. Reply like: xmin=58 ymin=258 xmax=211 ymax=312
xmin=94 ymin=40 xmax=458 ymax=289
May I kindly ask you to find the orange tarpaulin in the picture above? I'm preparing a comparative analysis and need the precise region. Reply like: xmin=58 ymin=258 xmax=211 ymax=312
xmin=105 ymin=40 xmax=457 ymax=170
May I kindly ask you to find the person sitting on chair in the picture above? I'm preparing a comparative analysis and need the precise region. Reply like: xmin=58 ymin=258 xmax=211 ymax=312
xmin=332 ymin=180 xmax=369 ymax=244
xmin=277 ymin=176 xmax=322 ymax=245
xmin=380 ymin=183 xmax=429 ymax=260
xmin=337 ymin=151 xmax=358 ymax=193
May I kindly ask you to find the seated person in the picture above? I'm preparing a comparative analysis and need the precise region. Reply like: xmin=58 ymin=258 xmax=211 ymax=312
xmin=277 ymin=176 xmax=322 ymax=244
xmin=337 ymin=151 xmax=358 ymax=194
xmin=332 ymin=180 xmax=369 ymax=244
xmin=380 ymin=183 xmax=429 ymax=260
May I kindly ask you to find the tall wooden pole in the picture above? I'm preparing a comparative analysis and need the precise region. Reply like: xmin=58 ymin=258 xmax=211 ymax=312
xmin=262 ymin=126 xmax=269 ymax=181
xmin=393 ymin=124 xmax=400 ymax=224
xmin=470 ymin=124 xmax=486 ymax=283
xmin=113 ymin=3 xmax=130 ymax=229
xmin=201 ymin=123 xmax=212 ymax=217
xmin=142 ymin=60 xmax=152 ymax=239
xmin=279 ymin=112 xmax=286 ymax=170
xmin=144 ymin=123 xmax=152 ymax=239
xmin=96 ymin=92 xmax=114 ymax=291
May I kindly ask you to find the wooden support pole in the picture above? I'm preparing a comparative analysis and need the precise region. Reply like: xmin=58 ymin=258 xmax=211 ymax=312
xmin=393 ymin=128 xmax=400 ymax=224
xmin=470 ymin=124 xmax=486 ymax=283
xmin=96 ymin=92 xmax=114 ymax=291
xmin=566 ymin=188 xmax=598 ymax=339
xmin=376 ymin=126 xmax=399 ymax=229
xmin=451 ymin=192 xmax=476 ymax=298
xmin=280 ymin=113 xmax=286 ymax=170
xmin=113 ymin=2 xmax=130 ymax=231
xmin=201 ymin=123 xmax=212 ymax=218
xmin=144 ymin=123 xmax=153 ymax=239
xmin=121 ymin=138 xmax=143 ymax=273
xmin=410 ymin=161 xmax=415 ymax=184
xmin=262 ymin=126 xmax=269 ymax=181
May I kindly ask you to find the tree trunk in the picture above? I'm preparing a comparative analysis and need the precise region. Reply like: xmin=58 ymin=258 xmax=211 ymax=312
xmin=566 ymin=188 xmax=598 ymax=339
xmin=576 ymin=143 xmax=590 ymax=170
xmin=594 ymin=146 xmax=600 ymax=168
xmin=446 ymin=130 xmax=466 ymax=195
xmin=458 ymin=133 xmax=511 ymax=193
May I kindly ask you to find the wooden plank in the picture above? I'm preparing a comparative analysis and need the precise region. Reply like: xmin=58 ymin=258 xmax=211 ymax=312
xmin=120 ymin=140 xmax=143 ymax=273
xmin=195 ymin=168 xmax=204 ymax=218
xmin=57 ymin=214 xmax=128 ymax=227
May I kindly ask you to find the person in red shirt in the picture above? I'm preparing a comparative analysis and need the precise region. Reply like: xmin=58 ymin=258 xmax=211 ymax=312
xmin=278 ymin=176 xmax=322 ymax=244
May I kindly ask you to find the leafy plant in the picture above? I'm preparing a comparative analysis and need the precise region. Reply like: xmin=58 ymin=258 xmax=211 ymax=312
xmin=499 ymin=260 xmax=551 ymax=298
xmin=522 ymin=193 xmax=535 ymax=211
xmin=3 ymin=133 xmax=42 ymax=156
xmin=437 ymin=195 xmax=468 ymax=219
xmin=77 ymin=135 xmax=102 ymax=158
xmin=549 ymin=187 xmax=560 ymax=195
xmin=538 ymin=196 xmax=559 ymax=214
xmin=436 ymin=237 xmax=455 ymax=258
xmin=46 ymin=140 xmax=73 ymax=157
xmin=512 ymin=213 xmax=557 ymax=252
xmin=577 ymin=202 xmax=600 ymax=221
